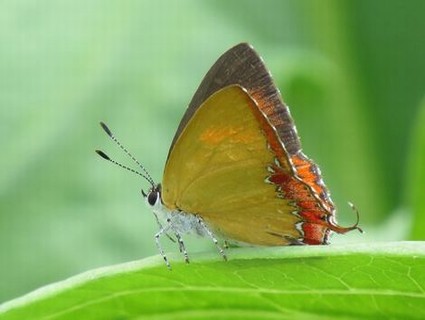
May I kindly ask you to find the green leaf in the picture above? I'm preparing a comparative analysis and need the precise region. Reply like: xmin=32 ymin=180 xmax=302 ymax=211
xmin=407 ymin=98 xmax=425 ymax=240
xmin=0 ymin=242 xmax=424 ymax=320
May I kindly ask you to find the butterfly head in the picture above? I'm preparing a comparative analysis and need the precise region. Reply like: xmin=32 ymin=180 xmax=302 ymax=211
xmin=142 ymin=183 xmax=162 ymax=207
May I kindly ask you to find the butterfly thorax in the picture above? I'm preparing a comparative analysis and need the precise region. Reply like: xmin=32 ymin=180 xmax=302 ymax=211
xmin=145 ymin=184 xmax=207 ymax=237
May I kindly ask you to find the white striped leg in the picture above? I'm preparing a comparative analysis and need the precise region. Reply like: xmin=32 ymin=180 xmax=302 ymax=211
xmin=153 ymin=212 xmax=176 ymax=243
xmin=154 ymin=222 xmax=172 ymax=270
xmin=197 ymin=216 xmax=227 ymax=261
xmin=224 ymin=240 xmax=229 ymax=249
xmin=174 ymin=232 xmax=190 ymax=263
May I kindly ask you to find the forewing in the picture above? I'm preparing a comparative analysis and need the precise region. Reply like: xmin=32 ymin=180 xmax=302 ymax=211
xmin=163 ymin=85 xmax=301 ymax=245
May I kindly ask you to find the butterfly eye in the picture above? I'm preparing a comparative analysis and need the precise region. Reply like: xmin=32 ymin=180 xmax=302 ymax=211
xmin=147 ymin=191 xmax=158 ymax=206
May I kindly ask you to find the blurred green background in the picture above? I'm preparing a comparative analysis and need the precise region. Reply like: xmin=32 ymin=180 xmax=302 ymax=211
xmin=1 ymin=0 xmax=425 ymax=303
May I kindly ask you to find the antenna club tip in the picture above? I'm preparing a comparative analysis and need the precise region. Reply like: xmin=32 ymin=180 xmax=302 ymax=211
xmin=99 ymin=121 xmax=113 ymax=137
xmin=95 ymin=149 xmax=110 ymax=160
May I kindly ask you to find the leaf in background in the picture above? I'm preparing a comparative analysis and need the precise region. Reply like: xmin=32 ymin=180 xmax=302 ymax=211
xmin=0 ymin=242 xmax=424 ymax=320
xmin=406 ymin=98 xmax=425 ymax=240
xmin=304 ymin=0 xmax=388 ymax=224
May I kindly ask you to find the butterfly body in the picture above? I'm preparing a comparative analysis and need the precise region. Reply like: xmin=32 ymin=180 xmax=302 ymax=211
xmin=148 ymin=190 xmax=207 ymax=237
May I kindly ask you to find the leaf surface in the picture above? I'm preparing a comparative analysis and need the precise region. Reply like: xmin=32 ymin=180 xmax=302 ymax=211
xmin=0 ymin=242 xmax=424 ymax=320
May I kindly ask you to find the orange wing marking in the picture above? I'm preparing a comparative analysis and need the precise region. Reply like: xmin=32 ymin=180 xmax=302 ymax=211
xmin=248 ymin=89 xmax=360 ymax=244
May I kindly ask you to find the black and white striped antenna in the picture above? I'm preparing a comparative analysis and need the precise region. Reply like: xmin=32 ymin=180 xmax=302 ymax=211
xmin=96 ymin=121 xmax=155 ymax=188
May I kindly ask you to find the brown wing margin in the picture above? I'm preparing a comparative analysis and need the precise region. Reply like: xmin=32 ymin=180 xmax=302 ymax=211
xmin=167 ymin=43 xmax=301 ymax=159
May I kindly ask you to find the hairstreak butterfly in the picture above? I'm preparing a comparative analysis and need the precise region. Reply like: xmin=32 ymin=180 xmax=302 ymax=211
xmin=97 ymin=43 xmax=362 ymax=268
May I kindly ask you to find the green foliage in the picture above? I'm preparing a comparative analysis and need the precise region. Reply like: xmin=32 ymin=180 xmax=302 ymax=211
xmin=407 ymin=98 xmax=425 ymax=240
xmin=1 ymin=243 xmax=424 ymax=320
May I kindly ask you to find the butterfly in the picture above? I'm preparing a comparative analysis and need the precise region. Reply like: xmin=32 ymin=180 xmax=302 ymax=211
xmin=97 ymin=43 xmax=362 ymax=268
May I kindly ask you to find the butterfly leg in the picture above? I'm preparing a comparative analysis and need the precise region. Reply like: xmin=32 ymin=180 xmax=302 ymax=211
xmin=197 ymin=216 xmax=227 ymax=261
xmin=153 ymin=211 xmax=176 ymax=243
xmin=283 ymin=235 xmax=306 ymax=246
xmin=154 ymin=221 xmax=172 ymax=270
xmin=223 ymin=240 xmax=229 ymax=249
xmin=268 ymin=231 xmax=306 ymax=246
xmin=174 ymin=232 xmax=190 ymax=264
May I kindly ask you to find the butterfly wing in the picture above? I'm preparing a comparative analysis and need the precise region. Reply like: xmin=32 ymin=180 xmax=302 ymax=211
xmin=163 ymin=44 xmax=358 ymax=245
xmin=168 ymin=43 xmax=301 ymax=159
xmin=162 ymin=85 xmax=300 ymax=245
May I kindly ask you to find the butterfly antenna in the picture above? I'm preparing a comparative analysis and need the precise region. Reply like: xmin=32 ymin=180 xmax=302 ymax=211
xmin=95 ymin=150 xmax=154 ymax=186
xmin=98 ymin=121 xmax=155 ymax=187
